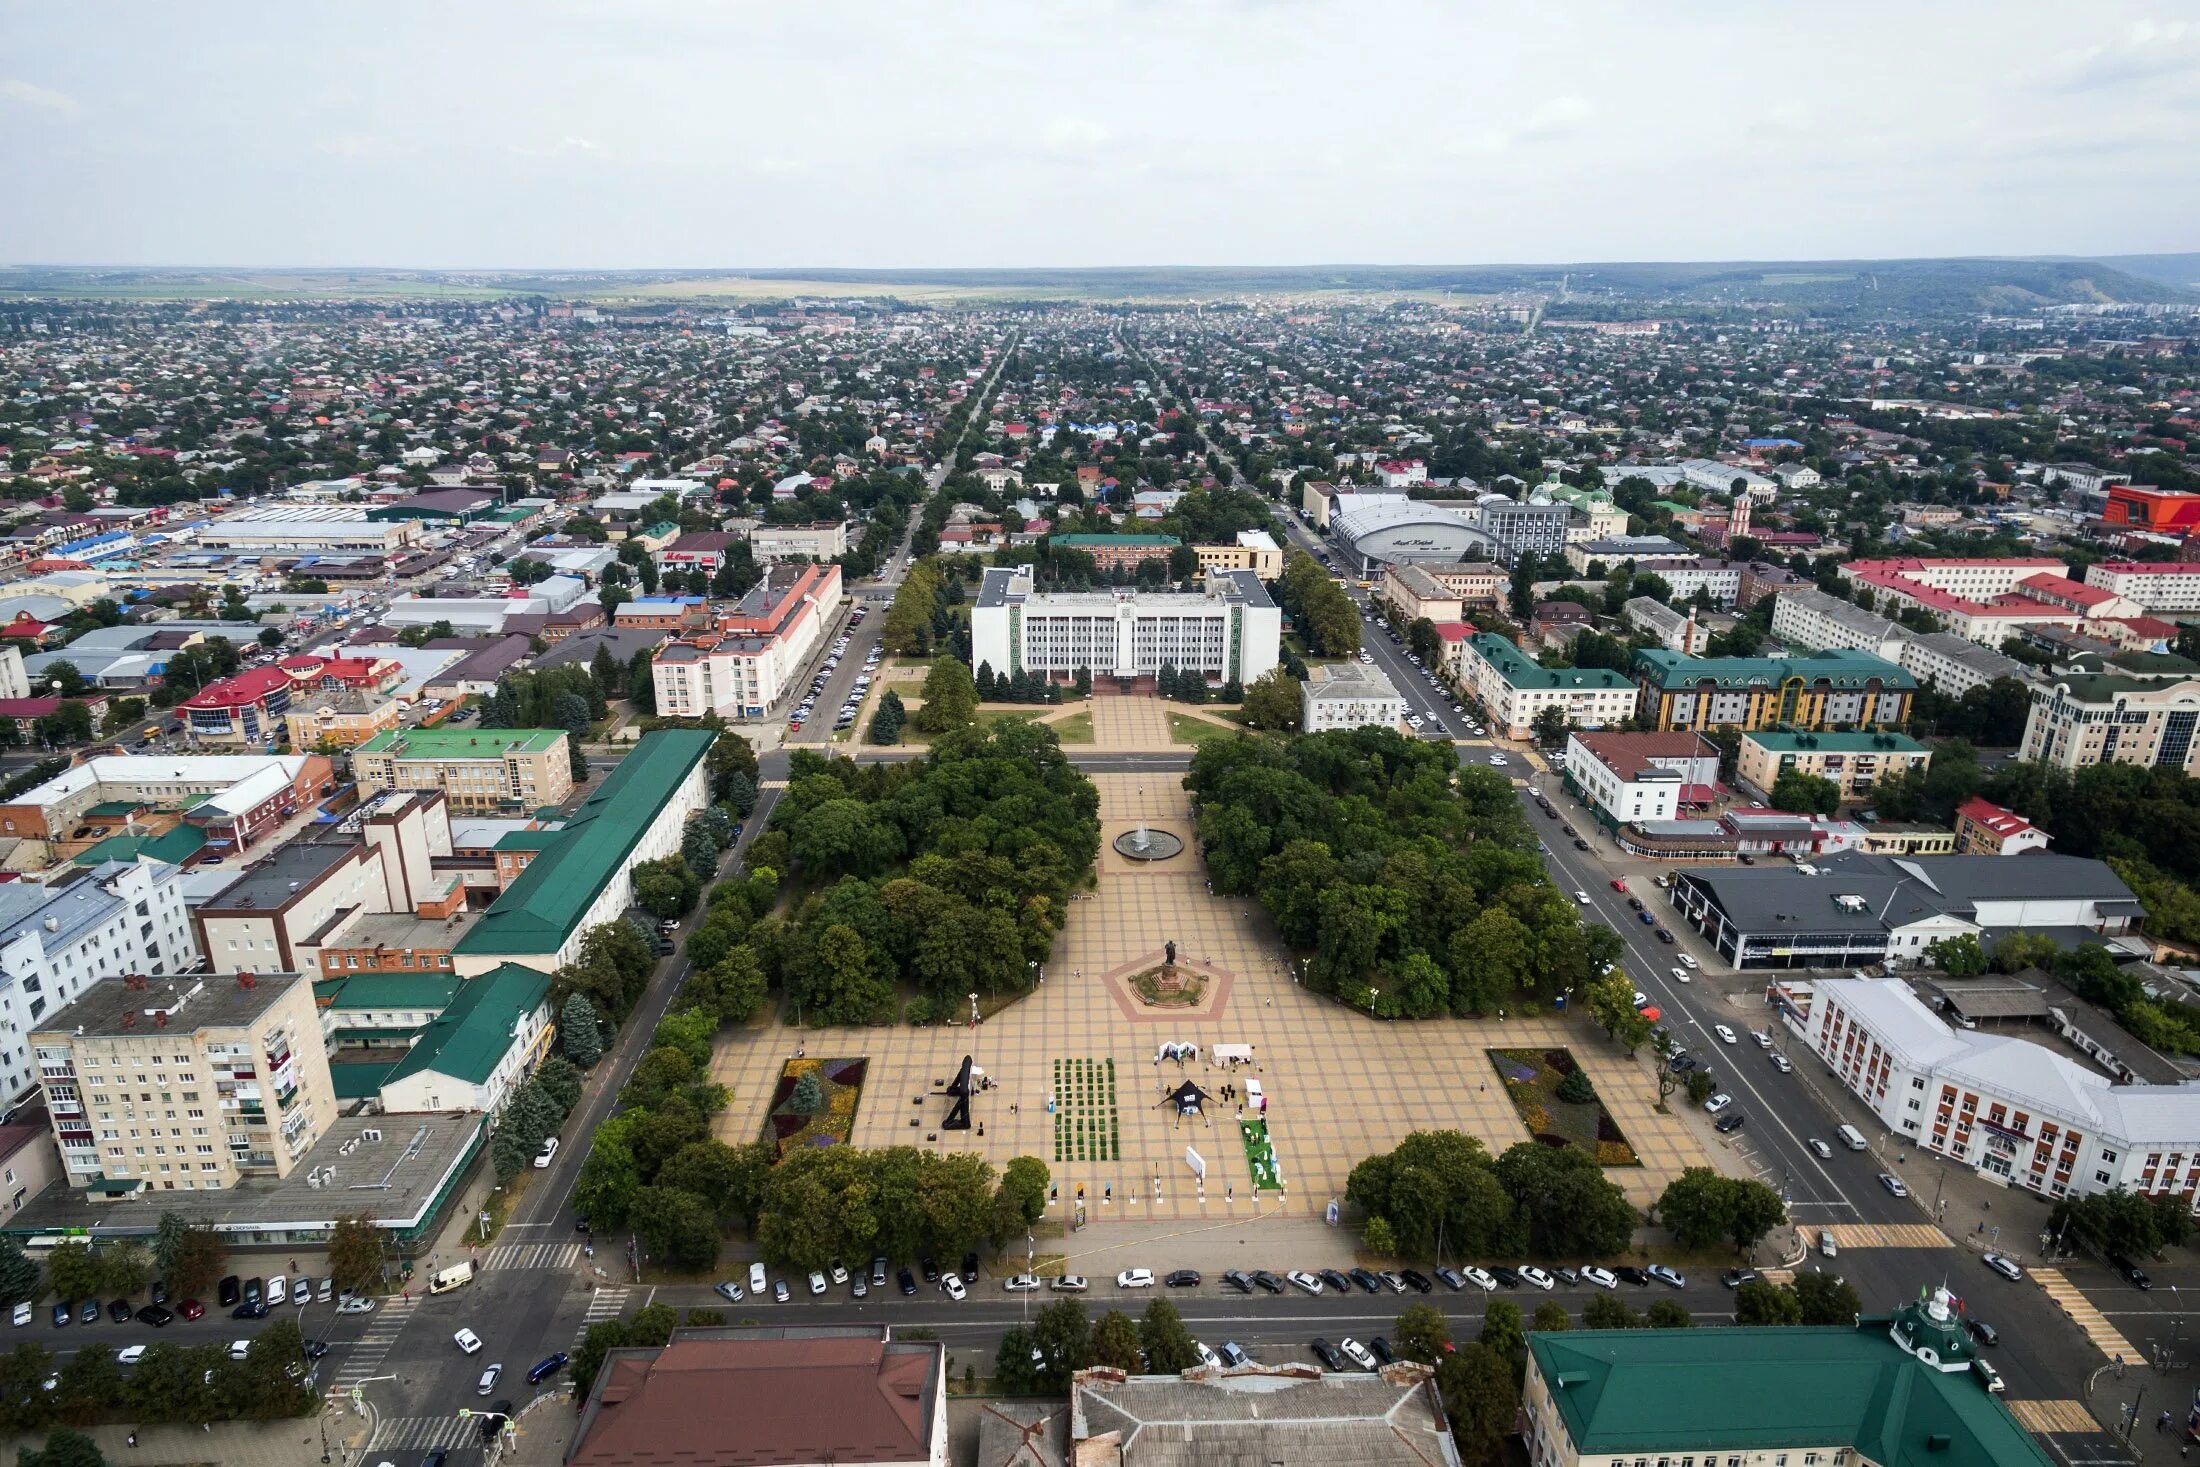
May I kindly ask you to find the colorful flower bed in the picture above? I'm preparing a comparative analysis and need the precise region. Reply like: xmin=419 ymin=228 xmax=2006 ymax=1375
xmin=765 ymin=1056 xmax=867 ymax=1153
xmin=1488 ymin=1047 xmax=1638 ymax=1166
xmin=1051 ymin=1056 xmax=1118 ymax=1163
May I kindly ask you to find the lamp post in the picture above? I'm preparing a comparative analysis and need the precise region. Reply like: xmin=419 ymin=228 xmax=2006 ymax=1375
xmin=1368 ymin=988 xmax=1380 ymax=1017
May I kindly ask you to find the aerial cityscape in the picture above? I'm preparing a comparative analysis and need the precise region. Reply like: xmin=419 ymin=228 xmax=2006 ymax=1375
xmin=0 ymin=6 xmax=2197 ymax=1467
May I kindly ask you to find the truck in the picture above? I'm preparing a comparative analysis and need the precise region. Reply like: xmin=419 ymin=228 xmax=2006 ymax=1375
xmin=426 ymin=1260 xmax=477 ymax=1295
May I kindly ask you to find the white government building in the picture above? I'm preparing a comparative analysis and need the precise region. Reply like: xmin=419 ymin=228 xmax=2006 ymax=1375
xmin=971 ymin=567 xmax=1280 ymax=687
xmin=1300 ymin=662 xmax=1405 ymax=732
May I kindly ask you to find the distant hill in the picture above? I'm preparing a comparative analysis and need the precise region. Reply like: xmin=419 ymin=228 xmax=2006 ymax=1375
xmin=0 ymin=257 xmax=2189 ymax=313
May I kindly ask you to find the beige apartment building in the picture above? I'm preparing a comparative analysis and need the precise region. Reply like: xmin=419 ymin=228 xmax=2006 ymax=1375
xmin=1191 ymin=530 xmax=1284 ymax=580
xmin=352 ymin=727 xmax=574 ymax=811
xmin=2019 ymin=670 xmax=2200 ymax=773
xmin=33 ymin=972 xmax=338 ymax=1193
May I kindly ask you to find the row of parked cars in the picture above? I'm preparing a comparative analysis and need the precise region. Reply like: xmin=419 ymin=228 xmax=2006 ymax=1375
xmin=14 ymin=1271 xmax=371 ymax=1330
xmin=787 ymin=612 xmax=873 ymax=733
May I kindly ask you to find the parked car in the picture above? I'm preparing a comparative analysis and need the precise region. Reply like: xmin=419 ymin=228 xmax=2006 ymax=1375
xmin=1050 ymin=1275 xmax=1089 ymax=1293
xmin=1286 ymin=1270 xmax=1324 ymax=1296
xmin=960 ymin=1253 xmax=979 ymax=1285
xmin=1220 ymin=1269 xmax=1253 ymax=1294
xmin=1399 ymin=1269 xmax=1434 ymax=1294
xmin=1489 ymin=1267 xmax=1522 ymax=1288
xmin=1647 ymin=1265 xmax=1686 ymax=1288
xmin=1115 ymin=1269 xmax=1155 ymax=1289
xmin=1581 ymin=1267 xmax=1618 ymax=1289
xmin=897 ymin=1268 xmax=918 ymax=1297
xmin=1517 ymin=1267 xmax=1555 ymax=1291
xmin=942 ymin=1275 xmax=967 ymax=1301
xmin=1721 ymin=1269 xmax=1759 ymax=1290
xmin=136 ymin=1305 xmax=173 ymax=1328
xmin=1165 ymin=1269 xmax=1201 ymax=1288
xmin=1615 ymin=1266 xmax=1652 ymax=1286
xmin=1251 ymin=1270 xmax=1286 ymax=1295
xmin=1878 ymin=1173 xmax=1909 ymax=1198
xmin=1460 ymin=1266 xmax=1498 ymax=1292
xmin=1965 ymin=1318 xmax=1999 ymax=1347
xmin=1349 ymin=1267 xmax=1384 ymax=1294
xmin=1433 ymin=1267 xmax=1465 ymax=1291
xmin=1369 ymin=1337 xmax=1397 ymax=1366
xmin=2108 ymin=1254 xmax=2152 ymax=1289
xmin=1319 ymin=1269 xmax=1354 ymax=1295
xmin=1338 ymin=1337 xmax=1378 ymax=1370
xmin=713 ymin=1281 xmax=745 ymax=1304
xmin=1704 ymin=1093 xmax=1733 ymax=1114
xmin=1309 ymin=1338 xmax=1344 ymax=1370
xmin=1219 ymin=1341 xmax=1251 ymax=1368
xmin=1714 ymin=1112 xmax=1746 ymax=1134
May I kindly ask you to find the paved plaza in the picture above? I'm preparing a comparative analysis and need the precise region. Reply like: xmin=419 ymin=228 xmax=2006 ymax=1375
xmin=710 ymin=771 xmax=1711 ymax=1227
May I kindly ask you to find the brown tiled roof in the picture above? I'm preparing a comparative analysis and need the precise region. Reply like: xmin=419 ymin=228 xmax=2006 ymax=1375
xmin=570 ymin=1330 xmax=941 ymax=1466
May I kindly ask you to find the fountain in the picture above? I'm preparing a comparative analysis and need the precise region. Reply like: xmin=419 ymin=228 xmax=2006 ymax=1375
xmin=1113 ymin=821 xmax=1183 ymax=861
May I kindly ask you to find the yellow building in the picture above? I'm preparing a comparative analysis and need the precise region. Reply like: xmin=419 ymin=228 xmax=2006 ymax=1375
xmin=1633 ymin=650 xmax=1917 ymax=733
xmin=1736 ymin=730 xmax=1931 ymax=801
xmin=1192 ymin=530 xmax=1284 ymax=580
xmin=352 ymin=727 xmax=575 ymax=811
xmin=33 ymin=972 xmax=338 ymax=1192
xmin=283 ymin=687 xmax=403 ymax=749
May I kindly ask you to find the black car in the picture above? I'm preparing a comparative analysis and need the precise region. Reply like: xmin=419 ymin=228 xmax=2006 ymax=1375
xmin=1964 ymin=1318 xmax=1999 ymax=1347
xmin=528 ymin=1351 xmax=569 ymax=1385
xmin=1165 ymin=1269 xmax=1201 ymax=1288
xmin=1655 ymin=928 xmax=1676 ymax=944
xmin=1573 ymin=838 xmax=1591 ymax=851
xmin=219 ymin=1275 xmax=242 ymax=1306
xmin=107 ymin=1298 xmax=132 ymax=1323
xmin=49 ymin=1303 xmax=68 ymax=1328
xmin=1433 ymin=1267 xmax=1465 ymax=1291
xmin=919 ymin=1257 xmax=940 ymax=1283
xmin=420 ymin=1451 xmax=449 ymax=1467
xmin=232 ymin=1300 xmax=268 ymax=1320
xmin=478 ymin=1402 xmax=513 ymax=1442
xmin=1714 ymin=1111 xmax=1746 ymax=1134
xmin=1490 ymin=1266 xmax=1522 ymax=1288
xmin=1250 ymin=1270 xmax=1285 ymax=1295
xmin=2107 ymin=1254 xmax=2152 ymax=1290
xmin=135 ymin=1304 xmax=174 ymax=1328
xmin=1220 ymin=1269 xmax=1253 ymax=1294
xmin=1309 ymin=1338 xmax=1344 ymax=1370
xmin=1399 ymin=1269 xmax=1434 ymax=1294
xmin=149 ymin=1280 xmax=169 ymax=1305
xmin=1369 ymin=1336 xmax=1396 ymax=1365
xmin=304 ymin=1339 xmax=330 ymax=1360
xmin=897 ymin=1267 xmax=918 ymax=1297
xmin=1615 ymin=1266 xmax=1652 ymax=1286
xmin=1561 ymin=825 xmax=1577 ymax=838
xmin=1349 ymin=1268 xmax=1384 ymax=1294
xmin=1626 ymin=896 xmax=1644 ymax=911
xmin=1320 ymin=1268 xmax=1355 ymax=1295
xmin=243 ymin=1278 xmax=263 ymax=1306
xmin=961 ymin=1252 xmax=981 ymax=1284
xmin=1668 ymin=1053 xmax=1697 ymax=1073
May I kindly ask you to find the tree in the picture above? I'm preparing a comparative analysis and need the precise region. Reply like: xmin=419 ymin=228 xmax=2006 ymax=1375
xmin=1361 ymin=1214 xmax=1399 ymax=1258
xmin=631 ymin=1185 xmax=722 ymax=1271
xmin=0 ymin=1342 xmax=56 ymax=1432
xmin=1792 ymin=1271 xmax=1862 ymax=1326
xmin=1925 ymin=933 xmax=1988 ymax=977
xmin=562 ymin=993 xmax=604 ymax=1066
xmin=1031 ymin=1298 xmax=1091 ymax=1392
xmin=1529 ymin=704 xmax=1573 ymax=750
xmin=15 ymin=1430 xmax=107 ymax=1467
xmin=1646 ymin=1299 xmax=1694 ymax=1328
xmin=1139 ymin=1297 xmax=1200 ymax=1374
xmin=535 ymin=1054 xmax=585 ymax=1114
xmin=1770 ymin=770 xmax=1842 ymax=816
xmin=999 ymin=1156 xmax=1049 ymax=1229
xmin=1476 ymin=1298 xmax=1527 ymax=1383
xmin=994 ymin=1327 xmax=1041 ymax=1395
xmin=1581 ymin=1294 xmax=1640 ymax=1329
xmin=1236 ymin=665 xmax=1302 ymax=732
xmin=1530 ymin=1301 xmax=1571 ymax=1333
xmin=1394 ymin=1302 xmax=1452 ymax=1364
xmin=1436 ymin=1342 xmax=1518 ymax=1467
xmin=326 ymin=1216 xmax=382 ymax=1297
xmin=869 ymin=689 xmax=906 ymax=744
xmin=0 ymin=1238 xmax=38 ymax=1306
xmin=52 ymin=1345 xmax=124 ymax=1426
xmin=1734 ymin=1279 xmax=1803 ymax=1325
xmin=165 ymin=1225 xmax=227 ymax=1302
xmin=1654 ymin=1168 xmax=1785 ymax=1253
xmin=789 ymin=1070 xmax=825 ymax=1115
xmin=910 ymin=657 xmax=978 ymax=734
xmin=1090 ymin=1310 xmax=1143 ymax=1372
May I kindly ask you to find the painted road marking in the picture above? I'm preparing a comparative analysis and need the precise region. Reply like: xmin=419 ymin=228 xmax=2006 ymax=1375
xmin=2030 ymin=1268 xmax=2141 ymax=1365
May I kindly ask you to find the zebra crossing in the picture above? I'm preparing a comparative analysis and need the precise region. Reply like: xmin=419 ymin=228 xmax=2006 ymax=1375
xmin=370 ymin=1413 xmax=488 ymax=1454
xmin=484 ymin=1240 xmax=587 ymax=1271
xmin=2007 ymin=1398 xmax=2100 ymax=1435
xmin=327 ymin=1294 xmax=418 ymax=1401
xmin=2030 ymin=1268 xmax=2142 ymax=1365
xmin=575 ymin=1286 xmax=631 ymax=1344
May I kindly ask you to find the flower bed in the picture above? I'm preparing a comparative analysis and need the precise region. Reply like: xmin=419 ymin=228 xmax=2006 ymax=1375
xmin=765 ymin=1056 xmax=868 ymax=1153
xmin=1127 ymin=964 xmax=1207 ymax=1007
xmin=1488 ymin=1047 xmax=1638 ymax=1166
xmin=1051 ymin=1056 xmax=1118 ymax=1163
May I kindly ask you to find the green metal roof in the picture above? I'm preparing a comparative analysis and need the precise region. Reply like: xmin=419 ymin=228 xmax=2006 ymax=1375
xmin=1529 ymin=1323 xmax=2051 ymax=1466
xmin=454 ymin=728 xmax=714 ymax=958
xmin=1467 ymin=633 xmax=1632 ymax=691
xmin=354 ymin=727 xmax=566 ymax=758
xmin=317 ymin=973 xmax=463 ymax=1011
xmin=2050 ymin=670 xmax=2200 ymax=701
xmin=1744 ymin=730 xmax=1928 ymax=753
xmin=329 ymin=1061 xmax=399 ymax=1101
xmin=492 ymin=830 xmax=560 ymax=852
xmin=1050 ymin=533 xmax=1181 ymax=547
xmin=72 ymin=824 xmax=207 ymax=868
xmin=85 ymin=801 xmax=143 ymax=818
xmin=1634 ymin=648 xmax=1919 ymax=693
xmin=381 ymin=963 xmax=551 ymax=1088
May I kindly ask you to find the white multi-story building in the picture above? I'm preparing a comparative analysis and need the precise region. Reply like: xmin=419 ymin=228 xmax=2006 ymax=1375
xmin=1770 ymin=589 xmax=1908 ymax=661
xmin=1561 ymin=731 xmax=1720 ymax=831
xmin=1300 ymin=662 xmax=1404 ymax=732
xmin=1679 ymin=459 xmax=1777 ymax=501
xmin=1798 ymin=977 xmax=2200 ymax=1211
xmin=1453 ymin=634 xmax=1639 ymax=740
xmin=651 ymin=563 xmax=842 ymax=720
xmin=0 ymin=861 xmax=199 ymax=1108
xmin=2083 ymin=561 xmax=2200 ymax=612
xmin=1623 ymin=597 xmax=1711 ymax=654
xmin=0 ymin=646 xmax=26 ymax=702
xmin=1897 ymin=632 xmax=2034 ymax=699
xmin=2019 ymin=670 xmax=2200 ymax=773
xmin=971 ymin=567 xmax=1280 ymax=687
xmin=748 ymin=522 xmax=850 ymax=563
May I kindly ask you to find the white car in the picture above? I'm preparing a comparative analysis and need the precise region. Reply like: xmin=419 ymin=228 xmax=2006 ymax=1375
xmin=1116 ymin=1268 xmax=1156 ymax=1289
xmin=335 ymin=1296 xmax=374 ymax=1315
xmin=1574 ymin=891 xmax=1591 ymax=905
xmin=1195 ymin=1341 xmax=1221 ymax=1370
xmin=1286 ymin=1270 xmax=1324 ymax=1295
xmin=807 ymin=1271 xmax=827 ymax=1296
xmin=229 ymin=1340 xmax=251 ymax=1360
xmin=1769 ymin=1053 xmax=1794 ymax=1074
xmin=1704 ymin=1093 xmax=1733 ymax=1114
xmin=1984 ymin=1253 xmax=2023 ymax=1282
xmin=942 ymin=1275 xmax=968 ymax=1301
xmin=1338 ymin=1337 xmax=1378 ymax=1370
xmin=1580 ymin=1266 xmax=1618 ymax=1290
xmin=1518 ymin=1266 xmax=1556 ymax=1291
xmin=10 ymin=1302 xmax=29 ymax=1327
xmin=750 ymin=1262 xmax=768 ymax=1295
xmin=1460 ymin=1266 xmax=1498 ymax=1292
xmin=454 ymin=1328 xmax=483 ymax=1355
xmin=1003 ymin=1274 xmax=1041 ymax=1292
xmin=1671 ymin=967 xmax=1691 ymax=983
xmin=1752 ymin=1031 xmax=1773 ymax=1049
xmin=1807 ymin=1139 xmax=1834 ymax=1159
xmin=118 ymin=1345 xmax=146 ymax=1366
xmin=1678 ymin=954 xmax=1699 ymax=970
xmin=1715 ymin=1024 xmax=1738 ymax=1045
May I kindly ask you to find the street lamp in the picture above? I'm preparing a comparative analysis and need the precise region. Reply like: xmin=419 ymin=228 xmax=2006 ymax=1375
xmin=1368 ymin=988 xmax=1380 ymax=1016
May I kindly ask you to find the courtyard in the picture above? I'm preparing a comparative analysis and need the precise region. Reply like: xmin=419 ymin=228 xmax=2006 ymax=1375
xmin=709 ymin=770 xmax=1709 ymax=1225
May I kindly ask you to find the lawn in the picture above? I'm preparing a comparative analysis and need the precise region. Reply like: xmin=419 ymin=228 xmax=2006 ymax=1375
xmin=766 ymin=1056 xmax=868 ymax=1154
xmin=1488 ymin=1048 xmax=1640 ymax=1167
xmin=1240 ymin=1117 xmax=1283 ymax=1191
xmin=1049 ymin=709 xmax=1094 ymax=744
xmin=1165 ymin=712 xmax=1244 ymax=746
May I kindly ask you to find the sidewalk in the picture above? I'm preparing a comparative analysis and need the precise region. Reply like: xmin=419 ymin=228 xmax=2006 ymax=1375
xmin=0 ymin=1415 xmax=343 ymax=1467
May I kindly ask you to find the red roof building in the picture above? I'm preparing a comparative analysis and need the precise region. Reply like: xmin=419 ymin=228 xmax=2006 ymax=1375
xmin=1953 ymin=796 xmax=2051 ymax=856
xmin=182 ymin=666 xmax=297 ymax=746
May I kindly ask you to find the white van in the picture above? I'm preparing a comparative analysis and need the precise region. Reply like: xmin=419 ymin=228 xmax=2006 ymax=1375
xmin=1836 ymin=1124 xmax=1868 ymax=1152
xmin=427 ymin=1260 xmax=478 ymax=1295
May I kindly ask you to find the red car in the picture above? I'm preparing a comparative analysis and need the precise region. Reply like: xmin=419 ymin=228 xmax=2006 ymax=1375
xmin=178 ymin=1300 xmax=205 ymax=1321
xmin=1610 ymin=878 xmax=1628 ymax=892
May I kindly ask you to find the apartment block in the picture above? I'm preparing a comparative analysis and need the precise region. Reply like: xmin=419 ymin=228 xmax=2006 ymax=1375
xmin=651 ymin=563 xmax=842 ymax=720
xmin=1453 ymin=634 xmax=1638 ymax=741
xmin=352 ymin=727 xmax=573 ymax=811
xmin=748 ymin=521 xmax=850 ymax=562
xmin=2084 ymin=560 xmax=2200 ymax=612
xmin=33 ymin=971 xmax=338 ymax=1192
xmin=2019 ymin=670 xmax=2200 ymax=773
xmin=1633 ymin=649 xmax=1916 ymax=733
xmin=1736 ymin=730 xmax=1931 ymax=801
xmin=1300 ymin=661 xmax=1404 ymax=732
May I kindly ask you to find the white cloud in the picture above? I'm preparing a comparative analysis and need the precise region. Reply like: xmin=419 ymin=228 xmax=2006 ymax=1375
xmin=0 ymin=79 xmax=80 ymax=117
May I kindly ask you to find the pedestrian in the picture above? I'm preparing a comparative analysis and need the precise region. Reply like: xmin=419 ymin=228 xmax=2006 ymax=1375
xmin=2161 ymin=1411 xmax=2174 ymax=1433
xmin=126 ymin=1433 xmax=136 ymax=1449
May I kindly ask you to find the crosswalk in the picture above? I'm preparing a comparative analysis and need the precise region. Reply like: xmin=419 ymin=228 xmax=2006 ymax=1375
xmin=484 ymin=1240 xmax=587 ymax=1271
xmin=2007 ymin=1398 xmax=2100 ymax=1434
xmin=1821 ymin=1222 xmax=1953 ymax=1249
xmin=327 ymin=1294 xmax=418 ymax=1401
xmin=575 ymin=1286 xmax=630 ymax=1344
xmin=2030 ymin=1268 xmax=2142 ymax=1365
xmin=370 ymin=1413 xmax=488 ymax=1453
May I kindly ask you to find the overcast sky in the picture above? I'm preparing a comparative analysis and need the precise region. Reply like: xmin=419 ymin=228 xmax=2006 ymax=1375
xmin=2 ymin=1 xmax=2194 ymax=270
